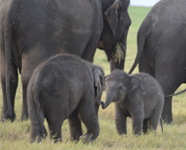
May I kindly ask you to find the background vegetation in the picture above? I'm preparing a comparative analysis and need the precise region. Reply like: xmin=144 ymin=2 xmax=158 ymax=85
xmin=1 ymin=6 xmax=186 ymax=150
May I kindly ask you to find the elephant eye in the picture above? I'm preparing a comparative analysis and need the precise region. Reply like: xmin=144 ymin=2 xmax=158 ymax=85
xmin=118 ymin=85 xmax=123 ymax=91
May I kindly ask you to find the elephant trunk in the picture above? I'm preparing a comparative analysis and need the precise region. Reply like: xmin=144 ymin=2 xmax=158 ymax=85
xmin=101 ymin=92 xmax=115 ymax=109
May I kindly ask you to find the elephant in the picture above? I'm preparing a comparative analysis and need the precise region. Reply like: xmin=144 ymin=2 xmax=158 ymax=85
xmin=0 ymin=0 xmax=131 ymax=122
xmin=101 ymin=70 xmax=164 ymax=135
xmin=27 ymin=54 xmax=105 ymax=143
xmin=98 ymin=0 xmax=131 ymax=72
xmin=129 ymin=0 xmax=186 ymax=123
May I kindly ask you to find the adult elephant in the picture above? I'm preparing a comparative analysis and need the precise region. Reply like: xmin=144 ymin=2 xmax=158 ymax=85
xmin=0 ymin=0 xmax=131 ymax=122
xmin=129 ymin=0 xmax=186 ymax=123
xmin=0 ymin=0 xmax=103 ymax=122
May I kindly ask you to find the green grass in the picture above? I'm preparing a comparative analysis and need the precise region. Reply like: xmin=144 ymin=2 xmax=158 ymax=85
xmin=1 ymin=6 xmax=186 ymax=149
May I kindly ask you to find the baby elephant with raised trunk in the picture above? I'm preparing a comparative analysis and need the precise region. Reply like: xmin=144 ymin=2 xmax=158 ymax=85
xmin=27 ymin=54 xmax=105 ymax=143
xmin=101 ymin=70 xmax=164 ymax=135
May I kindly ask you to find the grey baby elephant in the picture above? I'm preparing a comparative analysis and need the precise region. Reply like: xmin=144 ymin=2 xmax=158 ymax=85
xmin=101 ymin=69 xmax=164 ymax=135
xmin=27 ymin=54 xmax=105 ymax=143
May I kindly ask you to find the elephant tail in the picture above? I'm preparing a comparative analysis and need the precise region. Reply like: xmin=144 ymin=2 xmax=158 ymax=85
xmin=160 ymin=117 xmax=163 ymax=133
xmin=128 ymin=20 xmax=151 ymax=74
xmin=3 ymin=6 xmax=14 ymax=122
xmin=165 ymin=88 xmax=186 ymax=98
xmin=29 ymin=68 xmax=47 ymax=143
xmin=35 ymin=86 xmax=47 ymax=140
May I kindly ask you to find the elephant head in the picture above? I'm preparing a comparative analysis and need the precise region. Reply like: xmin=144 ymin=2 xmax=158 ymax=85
xmin=101 ymin=69 xmax=131 ymax=109
xmin=98 ymin=0 xmax=131 ymax=72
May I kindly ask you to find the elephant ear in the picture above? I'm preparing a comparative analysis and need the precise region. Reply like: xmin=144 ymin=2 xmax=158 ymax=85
xmin=127 ymin=76 xmax=143 ymax=99
xmin=93 ymin=68 xmax=105 ymax=99
xmin=104 ymin=0 xmax=120 ymax=36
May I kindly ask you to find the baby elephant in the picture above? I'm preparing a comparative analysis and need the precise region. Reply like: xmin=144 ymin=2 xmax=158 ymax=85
xmin=101 ymin=70 xmax=164 ymax=135
xmin=27 ymin=54 xmax=105 ymax=143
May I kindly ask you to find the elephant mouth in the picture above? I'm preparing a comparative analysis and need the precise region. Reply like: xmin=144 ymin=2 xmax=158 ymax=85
xmin=97 ymin=41 xmax=126 ymax=62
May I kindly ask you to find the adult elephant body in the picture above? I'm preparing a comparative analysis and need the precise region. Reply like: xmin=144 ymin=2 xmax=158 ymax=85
xmin=129 ymin=0 xmax=186 ymax=123
xmin=0 ymin=0 xmax=103 ymax=121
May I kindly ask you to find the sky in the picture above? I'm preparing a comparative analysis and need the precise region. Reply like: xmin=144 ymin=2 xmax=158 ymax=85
xmin=130 ymin=0 xmax=160 ymax=7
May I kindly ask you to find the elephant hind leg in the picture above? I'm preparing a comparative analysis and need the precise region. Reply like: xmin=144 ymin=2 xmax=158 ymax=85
xmin=29 ymin=104 xmax=47 ymax=143
xmin=79 ymin=111 xmax=99 ymax=142
xmin=78 ymin=98 xmax=99 ymax=142
xmin=68 ymin=109 xmax=83 ymax=141
xmin=149 ymin=108 xmax=162 ymax=132
xmin=143 ymin=119 xmax=151 ymax=134
xmin=45 ymin=110 xmax=65 ymax=142
xmin=1 ymin=59 xmax=18 ymax=122
xmin=48 ymin=122 xmax=63 ymax=143
xmin=154 ymin=53 xmax=186 ymax=123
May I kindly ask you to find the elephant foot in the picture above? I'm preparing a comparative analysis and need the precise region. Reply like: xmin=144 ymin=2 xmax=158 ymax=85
xmin=3 ymin=110 xmax=16 ymax=122
xmin=162 ymin=114 xmax=173 ymax=124
xmin=30 ymin=136 xmax=42 ymax=143
xmin=79 ymin=133 xmax=95 ymax=143
xmin=21 ymin=112 xmax=29 ymax=121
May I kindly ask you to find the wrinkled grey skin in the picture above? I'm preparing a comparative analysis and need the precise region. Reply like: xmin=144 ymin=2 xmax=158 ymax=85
xmin=101 ymin=70 xmax=164 ymax=135
xmin=0 ymin=0 xmax=103 ymax=122
xmin=27 ymin=54 xmax=105 ymax=143
xmin=129 ymin=0 xmax=186 ymax=123
xmin=98 ymin=0 xmax=131 ymax=71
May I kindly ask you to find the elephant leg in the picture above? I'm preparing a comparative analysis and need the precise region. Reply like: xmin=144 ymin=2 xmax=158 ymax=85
xmin=143 ymin=119 xmax=149 ymax=134
xmin=78 ymin=98 xmax=99 ymax=142
xmin=114 ymin=103 xmax=127 ymax=135
xmin=131 ymin=106 xmax=144 ymax=135
xmin=68 ymin=109 xmax=83 ymax=141
xmin=29 ymin=97 xmax=46 ymax=143
xmin=21 ymin=49 xmax=50 ymax=120
xmin=155 ymin=79 xmax=178 ymax=123
xmin=154 ymin=56 xmax=185 ymax=123
xmin=161 ymin=97 xmax=173 ymax=123
xmin=48 ymin=121 xmax=63 ymax=143
xmin=149 ymin=108 xmax=162 ymax=132
xmin=1 ymin=52 xmax=18 ymax=122
xmin=46 ymin=107 xmax=64 ymax=142
xmin=132 ymin=118 xmax=143 ymax=135
xmin=21 ymin=81 xmax=29 ymax=120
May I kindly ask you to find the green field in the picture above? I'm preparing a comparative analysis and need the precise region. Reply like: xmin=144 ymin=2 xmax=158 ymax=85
xmin=1 ymin=6 xmax=186 ymax=150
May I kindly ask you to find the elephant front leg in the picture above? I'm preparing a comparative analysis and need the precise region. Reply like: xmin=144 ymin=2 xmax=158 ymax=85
xmin=68 ymin=109 xmax=83 ymax=141
xmin=132 ymin=117 xmax=143 ymax=135
xmin=115 ymin=104 xmax=127 ymax=135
